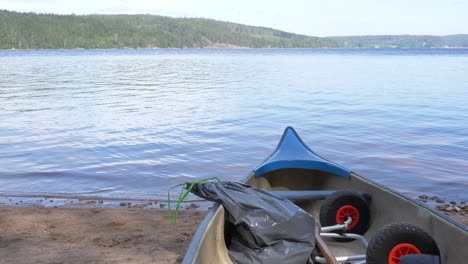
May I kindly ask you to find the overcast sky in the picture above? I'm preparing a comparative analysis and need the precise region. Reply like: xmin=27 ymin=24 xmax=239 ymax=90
xmin=1 ymin=0 xmax=467 ymax=36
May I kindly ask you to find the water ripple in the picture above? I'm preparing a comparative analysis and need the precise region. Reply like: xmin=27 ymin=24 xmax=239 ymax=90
xmin=0 ymin=49 xmax=467 ymax=201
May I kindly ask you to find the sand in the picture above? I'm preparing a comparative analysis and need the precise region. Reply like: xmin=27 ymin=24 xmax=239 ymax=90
xmin=0 ymin=206 xmax=206 ymax=264
xmin=0 ymin=204 xmax=466 ymax=264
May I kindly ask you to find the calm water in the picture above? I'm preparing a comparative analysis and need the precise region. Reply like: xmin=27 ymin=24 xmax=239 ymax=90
xmin=0 ymin=49 xmax=467 ymax=201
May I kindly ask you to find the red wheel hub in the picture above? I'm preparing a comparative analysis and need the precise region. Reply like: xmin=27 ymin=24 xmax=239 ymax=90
xmin=388 ymin=243 xmax=421 ymax=264
xmin=335 ymin=205 xmax=359 ymax=229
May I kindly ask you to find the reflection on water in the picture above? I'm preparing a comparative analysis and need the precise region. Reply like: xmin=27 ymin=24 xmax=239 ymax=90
xmin=0 ymin=49 xmax=467 ymax=201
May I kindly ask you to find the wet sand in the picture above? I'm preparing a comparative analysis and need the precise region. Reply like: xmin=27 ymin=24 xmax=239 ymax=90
xmin=0 ymin=206 xmax=206 ymax=264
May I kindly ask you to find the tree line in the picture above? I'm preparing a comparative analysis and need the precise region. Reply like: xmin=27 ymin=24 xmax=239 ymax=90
xmin=1 ymin=10 xmax=467 ymax=49
xmin=0 ymin=10 xmax=337 ymax=49
xmin=329 ymin=35 xmax=468 ymax=48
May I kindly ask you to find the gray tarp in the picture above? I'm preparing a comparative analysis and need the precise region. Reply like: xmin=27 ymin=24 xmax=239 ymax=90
xmin=190 ymin=181 xmax=315 ymax=264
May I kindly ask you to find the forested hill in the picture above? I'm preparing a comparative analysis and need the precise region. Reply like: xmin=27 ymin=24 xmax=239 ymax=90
xmin=329 ymin=35 xmax=468 ymax=48
xmin=1 ymin=10 xmax=467 ymax=49
xmin=0 ymin=10 xmax=337 ymax=49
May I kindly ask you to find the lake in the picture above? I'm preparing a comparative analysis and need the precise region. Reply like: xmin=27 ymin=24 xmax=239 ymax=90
xmin=0 ymin=49 xmax=467 ymax=202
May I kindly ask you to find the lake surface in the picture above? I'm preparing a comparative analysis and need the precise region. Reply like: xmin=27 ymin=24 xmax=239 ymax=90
xmin=0 ymin=49 xmax=467 ymax=201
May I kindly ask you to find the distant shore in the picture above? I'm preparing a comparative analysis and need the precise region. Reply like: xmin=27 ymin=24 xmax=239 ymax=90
xmin=2 ymin=10 xmax=468 ymax=50
xmin=2 ymin=47 xmax=468 ymax=51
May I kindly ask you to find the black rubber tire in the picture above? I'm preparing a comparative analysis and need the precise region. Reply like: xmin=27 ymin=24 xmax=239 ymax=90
xmin=319 ymin=190 xmax=370 ymax=241
xmin=366 ymin=223 xmax=440 ymax=264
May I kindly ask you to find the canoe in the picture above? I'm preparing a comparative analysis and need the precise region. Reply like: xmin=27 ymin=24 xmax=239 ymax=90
xmin=183 ymin=127 xmax=468 ymax=264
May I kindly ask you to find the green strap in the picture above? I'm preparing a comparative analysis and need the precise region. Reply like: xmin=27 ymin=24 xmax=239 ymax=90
xmin=167 ymin=177 xmax=220 ymax=224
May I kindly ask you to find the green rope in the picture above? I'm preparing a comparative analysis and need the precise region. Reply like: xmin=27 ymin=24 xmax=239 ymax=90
xmin=167 ymin=177 xmax=220 ymax=224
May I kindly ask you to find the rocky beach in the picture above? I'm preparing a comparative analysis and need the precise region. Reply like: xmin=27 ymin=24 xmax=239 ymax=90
xmin=417 ymin=194 xmax=468 ymax=225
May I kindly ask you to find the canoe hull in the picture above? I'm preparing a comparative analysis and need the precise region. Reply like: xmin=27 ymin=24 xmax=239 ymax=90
xmin=183 ymin=128 xmax=467 ymax=263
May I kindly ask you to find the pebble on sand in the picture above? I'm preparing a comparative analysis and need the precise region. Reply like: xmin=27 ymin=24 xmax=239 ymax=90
xmin=185 ymin=203 xmax=200 ymax=210
xmin=445 ymin=206 xmax=455 ymax=212
xmin=418 ymin=194 xmax=428 ymax=200
xmin=436 ymin=204 xmax=449 ymax=210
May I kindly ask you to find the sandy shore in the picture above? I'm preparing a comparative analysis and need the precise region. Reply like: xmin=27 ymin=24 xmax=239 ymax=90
xmin=0 ymin=197 xmax=466 ymax=264
xmin=0 ymin=206 xmax=206 ymax=264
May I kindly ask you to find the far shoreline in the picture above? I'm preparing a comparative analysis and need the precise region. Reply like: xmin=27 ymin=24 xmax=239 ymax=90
xmin=2 ymin=47 xmax=468 ymax=51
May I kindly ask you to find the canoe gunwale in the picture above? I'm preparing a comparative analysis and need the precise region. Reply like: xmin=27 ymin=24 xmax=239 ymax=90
xmin=182 ymin=203 xmax=221 ymax=264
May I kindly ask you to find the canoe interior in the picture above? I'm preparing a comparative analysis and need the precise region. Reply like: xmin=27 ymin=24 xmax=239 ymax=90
xmin=187 ymin=169 xmax=468 ymax=264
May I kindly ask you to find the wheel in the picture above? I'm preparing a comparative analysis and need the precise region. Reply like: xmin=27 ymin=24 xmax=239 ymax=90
xmin=366 ymin=223 xmax=440 ymax=264
xmin=319 ymin=190 xmax=370 ymax=241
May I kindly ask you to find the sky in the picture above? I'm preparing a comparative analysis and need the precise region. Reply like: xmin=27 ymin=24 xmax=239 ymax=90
xmin=1 ymin=0 xmax=467 ymax=36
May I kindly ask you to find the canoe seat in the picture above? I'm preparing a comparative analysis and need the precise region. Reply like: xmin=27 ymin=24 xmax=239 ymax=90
xmin=271 ymin=190 xmax=370 ymax=200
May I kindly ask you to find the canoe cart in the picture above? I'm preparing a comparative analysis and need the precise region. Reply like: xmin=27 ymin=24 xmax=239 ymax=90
xmin=299 ymin=190 xmax=440 ymax=264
